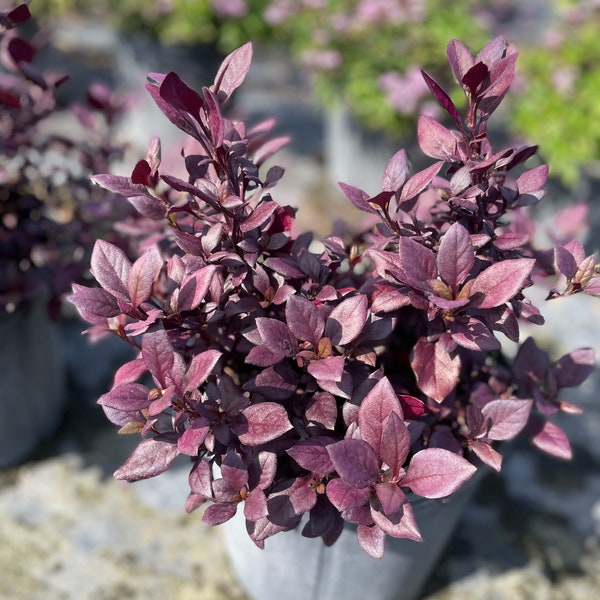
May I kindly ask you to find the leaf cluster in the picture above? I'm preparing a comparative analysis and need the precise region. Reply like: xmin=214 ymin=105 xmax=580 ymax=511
xmin=69 ymin=33 xmax=599 ymax=557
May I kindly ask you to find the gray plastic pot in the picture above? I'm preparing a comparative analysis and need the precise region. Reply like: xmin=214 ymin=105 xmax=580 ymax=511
xmin=0 ymin=299 xmax=66 ymax=468
xmin=221 ymin=469 xmax=486 ymax=600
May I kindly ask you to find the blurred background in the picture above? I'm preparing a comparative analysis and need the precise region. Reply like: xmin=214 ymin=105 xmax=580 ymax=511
xmin=1 ymin=1 xmax=600 ymax=598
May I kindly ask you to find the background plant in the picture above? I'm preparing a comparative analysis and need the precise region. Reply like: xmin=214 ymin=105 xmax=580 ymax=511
xmin=68 ymin=31 xmax=599 ymax=559
xmin=0 ymin=3 xmax=133 ymax=316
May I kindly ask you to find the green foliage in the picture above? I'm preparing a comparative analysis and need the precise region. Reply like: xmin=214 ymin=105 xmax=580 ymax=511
xmin=510 ymin=4 xmax=600 ymax=187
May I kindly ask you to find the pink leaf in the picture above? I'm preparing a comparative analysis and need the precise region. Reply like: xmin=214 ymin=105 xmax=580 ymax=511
xmin=382 ymin=149 xmax=409 ymax=192
xmin=324 ymin=294 xmax=368 ymax=346
xmin=287 ymin=437 xmax=336 ymax=476
xmin=238 ymin=402 xmax=292 ymax=445
xmin=469 ymin=258 xmax=535 ymax=308
xmin=141 ymin=326 xmax=175 ymax=389
xmin=411 ymin=336 xmax=461 ymax=402
xmin=114 ymin=438 xmax=180 ymax=481
xmin=531 ymin=420 xmax=572 ymax=460
xmin=90 ymin=240 xmax=132 ymax=302
xmin=178 ymin=418 xmax=210 ymax=455
xmin=398 ymin=161 xmax=443 ymax=207
xmin=338 ymin=182 xmax=378 ymax=214
xmin=69 ymin=284 xmax=121 ymax=319
xmin=417 ymin=115 xmax=457 ymax=161
xmin=358 ymin=377 xmax=404 ymax=460
xmin=285 ymin=295 xmax=325 ymax=347
xmin=469 ymin=440 xmax=503 ymax=472
xmin=481 ymin=398 xmax=533 ymax=440
xmin=178 ymin=265 xmax=217 ymax=312
xmin=212 ymin=41 xmax=253 ymax=100
xmin=326 ymin=477 xmax=371 ymax=511
xmin=185 ymin=349 xmax=222 ymax=392
xmin=98 ymin=383 xmax=150 ymax=412
xmin=357 ymin=524 xmax=386 ymax=558
xmin=128 ymin=246 xmax=162 ymax=309
xmin=403 ymin=448 xmax=477 ymax=498
xmin=397 ymin=237 xmax=437 ymax=292
xmin=437 ymin=222 xmax=474 ymax=292
xmin=370 ymin=503 xmax=421 ymax=541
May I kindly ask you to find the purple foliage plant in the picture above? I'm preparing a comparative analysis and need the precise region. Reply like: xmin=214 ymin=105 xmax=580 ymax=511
xmin=69 ymin=33 xmax=599 ymax=558
xmin=1 ymin=4 xmax=132 ymax=316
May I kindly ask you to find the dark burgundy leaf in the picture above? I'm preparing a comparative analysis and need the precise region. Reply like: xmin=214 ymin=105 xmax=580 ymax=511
xmin=397 ymin=237 xmax=437 ymax=292
xmin=178 ymin=265 xmax=216 ymax=312
xmin=131 ymin=160 xmax=152 ymax=185
xmin=450 ymin=318 xmax=500 ymax=351
xmin=421 ymin=70 xmax=462 ymax=127
xmin=446 ymin=39 xmax=475 ymax=84
xmin=553 ymin=348 xmax=595 ymax=388
xmin=159 ymin=71 xmax=203 ymax=116
xmin=327 ymin=439 xmax=379 ymax=489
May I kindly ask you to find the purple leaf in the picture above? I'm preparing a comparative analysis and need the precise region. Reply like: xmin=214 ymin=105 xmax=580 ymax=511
xmin=398 ymin=161 xmax=443 ymax=207
xmin=245 ymin=489 xmax=268 ymax=521
xmin=357 ymin=524 xmax=386 ymax=558
xmin=417 ymin=115 xmax=457 ymax=161
xmin=554 ymin=244 xmax=579 ymax=279
xmin=203 ymin=87 xmax=224 ymax=147
xmin=374 ymin=482 xmax=406 ymax=515
xmin=481 ymin=398 xmax=533 ymax=440
xmin=69 ymin=284 xmax=122 ymax=318
xmin=327 ymin=439 xmax=380 ymax=489
xmin=324 ymin=294 xmax=368 ymax=346
xmin=469 ymin=258 xmax=535 ymax=309
xmin=421 ymin=70 xmax=462 ymax=127
xmin=411 ymin=336 xmax=461 ymax=403
xmin=128 ymin=195 xmax=167 ymax=219
xmin=212 ymin=41 xmax=253 ymax=100
xmin=403 ymin=448 xmax=477 ymax=498
xmin=358 ymin=377 xmax=404 ymax=459
xmin=141 ymin=326 xmax=175 ymax=389
xmin=446 ymin=39 xmax=475 ymax=85
xmin=238 ymin=402 xmax=293 ymax=445
xmin=178 ymin=418 xmax=210 ymax=455
xmin=287 ymin=438 xmax=336 ymax=476
xmin=188 ymin=458 xmax=212 ymax=498
xmin=178 ymin=265 xmax=217 ymax=312
xmin=307 ymin=356 xmax=345 ymax=383
xmin=159 ymin=71 xmax=203 ymax=116
xmin=382 ymin=149 xmax=409 ymax=192
xmin=553 ymin=348 xmax=595 ymax=388
xmin=185 ymin=349 xmax=222 ymax=392
xmin=397 ymin=237 xmax=437 ymax=292
xmin=380 ymin=412 xmax=411 ymax=477
xmin=114 ymin=438 xmax=180 ymax=481
xmin=285 ymin=295 xmax=325 ymax=347
xmin=469 ymin=440 xmax=503 ymax=472
xmin=202 ymin=503 xmax=238 ymax=526
xmin=326 ymin=477 xmax=370 ymax=512
xmin=437 ymin=222 xmax=474 ymax=293
xmin=450 ymin=318 xmax=500 ymax=351
xmin=531 ymin=420 xmax=572 ymax=460
xmin=91 ymin=174 xmax=150 ymax=198
xmin=128 ymin=246 xmax=162 ymax=309
xmin=90 ymin=240 xmax=132 ymax=302
xmin=306 ymin=392 xmax=338 ymax=430
xmin=98 ymin=383 xmax=150 ymax=411
xmin=370 ymin=503 xmax=421 ymax=541
xmin=338 ymin=182 xmax=378 ymax=214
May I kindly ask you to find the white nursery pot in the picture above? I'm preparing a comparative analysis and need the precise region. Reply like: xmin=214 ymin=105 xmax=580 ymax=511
xmin=0 ymin=298 xmax=66 ymax=468
xmin=221 ymin=469 xmax=485 ymax=600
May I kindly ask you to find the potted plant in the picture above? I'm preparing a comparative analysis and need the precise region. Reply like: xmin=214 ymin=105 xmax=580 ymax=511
xmin=0 ymin=3 xmax=132 ymax=467
xmin=69 ymin=32 xmax=599 ymax=600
